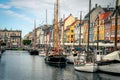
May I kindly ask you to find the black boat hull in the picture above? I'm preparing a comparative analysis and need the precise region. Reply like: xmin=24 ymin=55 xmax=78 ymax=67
xmin=45 ymin=55 xmax=67 ymax=67
xmin=29 ymin=50 xmax=39 ymax=55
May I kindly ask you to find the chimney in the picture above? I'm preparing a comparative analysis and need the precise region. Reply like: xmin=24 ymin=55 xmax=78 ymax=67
xmin=95 ymin=4 xmax=98 ymax=8
xmin=75 ymin=17 xmax=78 ymax=20
xmin=107 ymin=5 xmax=110 ymax=11
xmin=70 ymin=13 xmax=72 ymax=16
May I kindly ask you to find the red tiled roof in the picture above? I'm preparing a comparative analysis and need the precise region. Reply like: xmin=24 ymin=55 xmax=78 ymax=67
xmin=99 ymin=12 xmax=110 ymax=20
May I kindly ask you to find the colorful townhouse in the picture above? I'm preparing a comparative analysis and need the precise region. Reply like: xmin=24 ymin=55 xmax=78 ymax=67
xmin=83 ymin=4 xmax=115 ymax=43
xmin=63 ymin=14 xmax=75 ymax=43
xmin=74 ymin=20 xmax=84 ymax=45
xmin=65 ymin=20 xmax=80 ymax=43
xmin=83 ymin=5 xmax=105 ymax=43
xmin=110 ymin=6 xmax=120 ymax=42
xmin=94 ymin=7 xmax=116 ymax=42
xmin=94 ymin=11 xmax=111 ymax=41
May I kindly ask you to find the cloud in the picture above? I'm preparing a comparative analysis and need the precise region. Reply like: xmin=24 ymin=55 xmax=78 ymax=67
xmin=0 ymin=2 xmax=33 ymax=23
xmin=3 ymin=10 xmax=32 ymax=23
xmin=1 ymin=0 xmax=118 ymax=22
xmin=1 ymin=0 xmax=118 ymax=23
xmin=0 ymin=3 xmax=11 ymax=9
xmin=0 ymin=0 xmax=118 ymax=37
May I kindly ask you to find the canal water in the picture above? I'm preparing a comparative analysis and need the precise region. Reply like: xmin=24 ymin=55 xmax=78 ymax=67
xmin=0 ymin=50 xmax=120 ymax=80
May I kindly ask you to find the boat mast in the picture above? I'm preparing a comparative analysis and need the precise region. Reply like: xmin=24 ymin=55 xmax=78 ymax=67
xmin=97 ymin=14 xmax=100 ymax=50
xmin=33 ymin=19 xmax=37 ymax=50
xmin=79 ymin=11 xmax=82 ymax=47
xmin=46 ymin=9 xmax=48 ymax=54
xmin=87 ymin=0 xmax=91 ymax=52
xmin=62 ymin=15 xmax=65 ymax=49
xmin=54 ymin=0 xmax=59 ymax=53
xmin=114 ymin=0 xmax=119 ymax=50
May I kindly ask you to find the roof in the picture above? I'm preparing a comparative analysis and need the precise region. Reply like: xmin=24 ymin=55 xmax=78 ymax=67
xmin=70 ymin=20 xmax=80 ymax=26
xmin=103 ymin=7 xmax=114 ymax=12
xmin=111 ymin=6 xmax=120 ymax=17
xmin=64 ymin=20 xmax=80 ymax=32
xmin=84 ymin=8 xmax=95 ymax=20
xmin=64 ymin=14 xmax=72 ymax=22
xmin=84 ymin=6 xmax=115 ymax=21
xmin=99 ymin=12 xmax=111 ymax=20
xmin=64 ymin=28 xmax=70 ymax=32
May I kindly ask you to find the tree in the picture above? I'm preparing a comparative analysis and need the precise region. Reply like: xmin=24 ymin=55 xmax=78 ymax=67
xmin=0 ymin=40 xmax=6 ymax=46
xmin=23 ymin=40 xmax=31 ymax=45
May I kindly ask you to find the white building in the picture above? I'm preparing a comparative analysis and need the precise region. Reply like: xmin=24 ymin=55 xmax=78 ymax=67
xmin=74 ymin=22 xmax=84 ymax=46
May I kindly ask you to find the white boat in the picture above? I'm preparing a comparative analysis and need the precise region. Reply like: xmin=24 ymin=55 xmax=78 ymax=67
xmin=74 ymin=52 xmax=97 ymax=72
xmin=67 ymin=54 xmax=74 ymax=64
xmin=98 ymin=0 xmax=120 ymax=74
xmin=95 ymin=49 xmax=108 ymax=62
xmin=98 ymin=51 xmax=120 ymax=74
xmin=102 ymin=51 xmax=120 ymax=61
xmin=74 ymin=63 xmax=97 ymax=72
xmin=66 ymin=50 xmax=77 ymax=64
xmin=39 ymin=53 xmax=46 ymax=57
xmin=39 ymin=50 xmax=46 ymax=57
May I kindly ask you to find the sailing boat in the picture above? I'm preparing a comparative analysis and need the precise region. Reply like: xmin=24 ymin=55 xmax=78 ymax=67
xmin=29 ymin=20 xmax=39 ymax=55
xmin=74 ymin=0 xmax=97 ymax=72
xmin=98 ymin=0 xmax=120 ymax=74
xmin=44 ymin=0 xmax=67 ymax=67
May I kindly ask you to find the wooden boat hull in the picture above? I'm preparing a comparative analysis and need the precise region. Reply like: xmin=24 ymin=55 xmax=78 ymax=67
xmin=45 ymin=55 xmax=67 ymax=67
xmin=74 ymin=63 xmax=97 ymax=72
xmin=29 ymin=50 xmax=39 ymax=55
xmin=1 ymin=49 xmax=5 ymax=53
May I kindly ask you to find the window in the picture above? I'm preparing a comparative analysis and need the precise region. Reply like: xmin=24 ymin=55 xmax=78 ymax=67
xmin=11 ymin=33 xmax=16 ymax=36
xmin=71 ymin=35 xmax=73 ymax=38
xmin=71 ymin=30 xmax=74 ymax=33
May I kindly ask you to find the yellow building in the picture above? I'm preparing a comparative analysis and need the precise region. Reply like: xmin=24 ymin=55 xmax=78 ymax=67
xmin=65 ymin=20 xmax=80 ymax=43
xmin=83 ymin=21 xmax=88 ymax=43
xmin=94 ymin=12 xmax=110 ymax=41
xmin=64 ymin=14 xmax=75 ymax=43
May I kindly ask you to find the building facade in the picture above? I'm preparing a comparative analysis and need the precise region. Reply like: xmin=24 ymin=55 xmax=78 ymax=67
xmin=0 ymin=29 xmax=22 ymax=48
xmin=110 ymin=10 xmax=120 ymax=42
xmin=64 ymin=14 xmax=76 ymax=43
xmin=74 ymin=21 xmax=84 ymax=45
xmin=83 ymin=5 xmax=105 ymax=43
xmin=66 ymin=20 xmax=80 ymax=43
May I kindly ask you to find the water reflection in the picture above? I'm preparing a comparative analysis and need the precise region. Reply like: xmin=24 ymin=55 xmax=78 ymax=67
xmin=0 ymin=50 xmax=120 ymax=80
xmin=0 ymin=58 xmax=5 ymax=80
xmin=97 ymin=73 xmax=120 ymax=80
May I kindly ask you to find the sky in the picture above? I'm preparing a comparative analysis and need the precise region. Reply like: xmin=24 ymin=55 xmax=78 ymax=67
xmin=0 ymin=0 xmax=119 ymax=37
